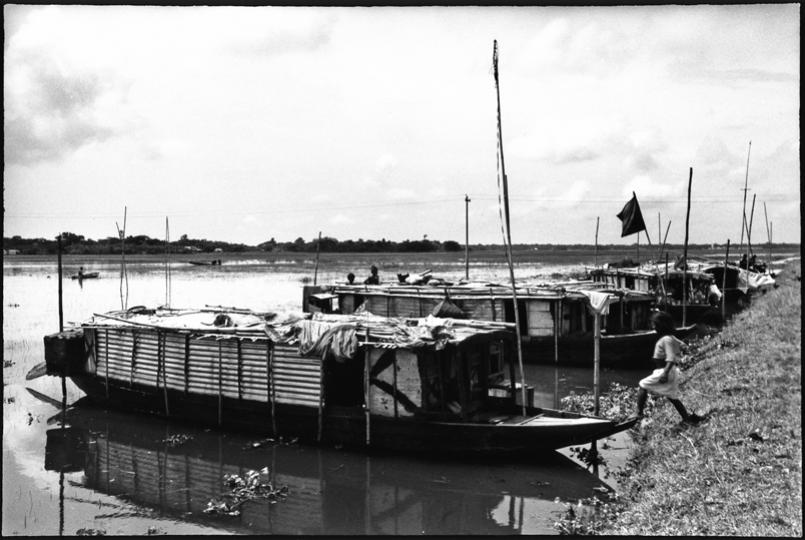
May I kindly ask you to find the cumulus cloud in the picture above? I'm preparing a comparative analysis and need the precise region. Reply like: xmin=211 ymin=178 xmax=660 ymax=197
xmin=4 ymin=60 xmax=123 ymax=165
xmin=4 ymin=10 xmax=133 ymax=165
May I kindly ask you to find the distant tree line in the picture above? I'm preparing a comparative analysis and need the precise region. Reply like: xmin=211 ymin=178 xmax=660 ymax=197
xmin=3 ymin=233 xmax=797 ymax=256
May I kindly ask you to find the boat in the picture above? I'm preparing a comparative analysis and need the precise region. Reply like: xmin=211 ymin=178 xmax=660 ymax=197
xmin=588 ymin=264 xmax=723 ymax=325
xmin=682 ymin=256 xmax=777 ymax=310
xmin=303 ymin=281 xmax=692 ymax=369
xmin=44 ymin=406 xmax=612 ymax=535
xmin=189 ymin=259 xmax=222 ymax=266
xmin=41 ymin=306 xmax=635 ymax=457
xmin=70 ymin=271 xmax=100 ymax=280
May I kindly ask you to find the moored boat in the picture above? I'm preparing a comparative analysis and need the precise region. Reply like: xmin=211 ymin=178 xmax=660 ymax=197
xmin=70 ymin=271 xmax=100 ymax=280
xmin=588 ymin=265 xmax=723 ymax=325
xmin=303 ymin=281 xmax=691 ymax=369
xmin=42 ymin=306 xmax=634 ymax=457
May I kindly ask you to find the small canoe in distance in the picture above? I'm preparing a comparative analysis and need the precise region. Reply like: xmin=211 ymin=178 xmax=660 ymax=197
xmin=188 ymin=260 xmax=222 ymax=266
xmin=70 ymin=272 xmax=100 ymax=280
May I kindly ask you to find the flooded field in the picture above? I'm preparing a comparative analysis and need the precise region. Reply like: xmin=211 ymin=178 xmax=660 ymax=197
xmin=5 ymin=248 xmax=785 ymax=535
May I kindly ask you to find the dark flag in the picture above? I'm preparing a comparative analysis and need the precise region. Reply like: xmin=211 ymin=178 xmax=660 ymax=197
xmin=617 ymin=192 xmax=647 ymax=237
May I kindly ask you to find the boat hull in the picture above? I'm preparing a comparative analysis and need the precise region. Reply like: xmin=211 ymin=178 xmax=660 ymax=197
xmin=70 ymin=374 xmax=631 ymax=456
xmin=521 ymin=325 xmax=694 ymax=370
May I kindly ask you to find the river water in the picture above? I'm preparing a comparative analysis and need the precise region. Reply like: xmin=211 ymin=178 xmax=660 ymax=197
xmin=3 ymin=250 xmax=699 ymax=535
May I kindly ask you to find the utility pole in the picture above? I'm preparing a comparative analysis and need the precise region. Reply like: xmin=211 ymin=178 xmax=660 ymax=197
xmin=465 ymin=194 xmax=471 ymax=280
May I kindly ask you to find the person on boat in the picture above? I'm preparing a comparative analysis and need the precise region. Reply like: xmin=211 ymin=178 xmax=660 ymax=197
xmin=346 ymin=272 xmax=355 ymax=284
xmin=78 ymin=266 xmax=84 ymax=279
xmin=635 ymin=311 xmax=702 ymax=424
xmin=364 ymin=265 xmax=380 ymax=285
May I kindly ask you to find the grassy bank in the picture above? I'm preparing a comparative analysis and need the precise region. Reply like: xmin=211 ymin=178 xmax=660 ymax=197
xmin=559 ymin=260 xmax=802 ymax=536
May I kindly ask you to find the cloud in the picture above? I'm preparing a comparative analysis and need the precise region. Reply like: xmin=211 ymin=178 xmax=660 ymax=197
xmin=330 ymin=213 xmax=355 ymax=225
xmin=360 ymin=153 xmax=398 ymax=188
xmin=4 ymin=15 xmax=133 ymax=165
xmin=222 ymin=9 xmax=335 ymax=56
xmin=621 ymin=174 xmax=677 ymax=199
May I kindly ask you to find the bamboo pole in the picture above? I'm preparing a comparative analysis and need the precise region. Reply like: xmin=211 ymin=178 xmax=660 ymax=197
xmin=594 ymin=217 xmax=599 ymax=269
xmin=465 ymin=194 xmax=471 ymax=280
xmin=747 ymin=194 xmax=757 ymax=265
xmin=682 ymin=167 xmax=693 ymax=327
xmin=739 ymin=141 xmax=751 ymax=256
xmin=165 ymin=217 xmax=171 ymax=307
xmin=313 ymin=231 xmax=322 ymax=286
xmin=57 ymin=234 xmax=64 ymax=332
xmin=364 ymin=329 xmax=371 ymax=446
xmin=493 ymin=40 xmax=527 ymax=416
xmin=722 ymin=240 xmax=730 ymax=322
xmin=593 ymin=311 xmax=601 ymax=415
xmin=764 ymin=202 xmax=771 ymax=267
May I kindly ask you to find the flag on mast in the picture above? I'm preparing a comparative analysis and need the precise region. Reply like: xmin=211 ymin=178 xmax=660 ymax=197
xmin=617 ymin=192 xmax=647 ymax=237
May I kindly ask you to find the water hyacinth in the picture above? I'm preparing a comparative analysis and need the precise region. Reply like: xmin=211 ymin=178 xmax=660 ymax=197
xmin=203 ymin=468 xmax=289 ymax=517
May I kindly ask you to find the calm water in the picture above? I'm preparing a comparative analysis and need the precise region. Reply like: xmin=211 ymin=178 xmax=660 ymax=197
xmin=5 ymin=249 xmax=730 ymax=536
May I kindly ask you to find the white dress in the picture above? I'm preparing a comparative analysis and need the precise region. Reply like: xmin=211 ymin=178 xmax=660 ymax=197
xmin=638 ymin=335 xmax=684 ymax=400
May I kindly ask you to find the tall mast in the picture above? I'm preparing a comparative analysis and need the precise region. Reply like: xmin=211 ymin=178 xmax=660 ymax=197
xmin=739 ymin=141 xmax=751 ymax=258
xmin=492 ymin=40 xmax=527 ymax=415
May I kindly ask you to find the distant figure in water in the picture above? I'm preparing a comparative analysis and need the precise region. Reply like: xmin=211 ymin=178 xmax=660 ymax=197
xmin=346 ymin=272 xmax=355 ymax=284
xmin=635 ymin=311 xmax=703 ymax=424
xmin=364 ymin=265 xmax=380 ymax=285
xmin=78 ymin=266 xmax=85 ymax=279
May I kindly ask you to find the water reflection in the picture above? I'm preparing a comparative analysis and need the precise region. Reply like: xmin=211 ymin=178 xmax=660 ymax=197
xmin=46 ymin=406 xmax=610 ymax=535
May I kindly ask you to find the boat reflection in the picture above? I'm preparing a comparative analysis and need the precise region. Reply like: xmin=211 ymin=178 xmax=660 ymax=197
xmin=46 ymin=405 xmax=611 ymax=535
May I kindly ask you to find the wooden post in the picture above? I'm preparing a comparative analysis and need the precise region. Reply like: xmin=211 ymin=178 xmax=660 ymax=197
xmin=364 ymin=329 xmax=371 ymax=446
xmin=682 ymin=167 xmax=693 ymax=327
xmin=594 ymin=217 xmax=599 ymax=269
xmin=763 ymin=202 xmax=771 ymax=267
xmin=553 ymin=299 xmax=559 ymax=364
xmin=56 ymin=234 xmax=64 ymax=332
xmin=590 ymin=309 xmax=602 ymax=462
xmin=593 ymin=312 xmax=601 ymax=415
xmin=160 ymin=332 xmax=169 ymax=416
xmin=217 ymin=341 xmax=223 ymax=427
xmin=313 ymin=231 xmax=322 ymax=286
xmin=636 ymin=232 xmax=640 ymax=267
xmin=392 ymin=351 xmax=399 ymax=419
xmin=722 ymin=240 xmax=730 ymax=321
xmin=165 ymin=217 xmax=171 ymax=307
xmin=465 ymin=194 xmax=471 ymax=280
xmin=318 ymin=349 xmax=325 ymax=442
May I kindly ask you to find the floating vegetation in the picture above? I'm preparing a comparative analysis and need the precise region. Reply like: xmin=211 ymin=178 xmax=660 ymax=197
xmin=160 ymin=434 xmax=194 ymax=448
xmin=243 ymin=436 xmax=299 ymax=450
xmin=560 ymin=382 xmax=643 ymax=423
xmin=76 ymin=528 xmax=106 ymax=536
xmin=203 ymin=468 xmax=289 ymax=517
xmin=568 ymin=445 xmax=606 ymax=468
xmin=3 ymin=360 xmax=14 ymax=368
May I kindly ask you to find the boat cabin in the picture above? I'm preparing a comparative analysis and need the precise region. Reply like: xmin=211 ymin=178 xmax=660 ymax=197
xmin=303 ymin=283 xmax=655 ymax=342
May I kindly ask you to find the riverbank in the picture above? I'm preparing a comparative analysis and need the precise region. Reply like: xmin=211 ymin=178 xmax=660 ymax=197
xmin=558 ymin=259 xmax=802 ymax=536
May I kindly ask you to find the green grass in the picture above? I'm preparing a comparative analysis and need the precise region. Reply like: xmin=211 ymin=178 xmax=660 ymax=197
xmin=558 ymin=260 xmax=802 ymax=536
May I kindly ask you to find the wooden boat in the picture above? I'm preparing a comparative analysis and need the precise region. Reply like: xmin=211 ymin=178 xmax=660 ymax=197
xmin=303 ymin=282 xmax=691 ymax=369
xmin=70 ymin=272 xmax=100 ymax=280
xmin=45 ymin=406 xmax=611 ymax=535
xmin=41 ymin=307 xmax=635 ymax=457
xmin=588 ymin=265 xmax=723 ymax=325
xmin=188 ymin=259 xmax=222 ymax=266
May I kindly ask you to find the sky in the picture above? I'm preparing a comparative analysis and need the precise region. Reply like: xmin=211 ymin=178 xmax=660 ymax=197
xmin=3 ymin=4 xmax=800 ymax=246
